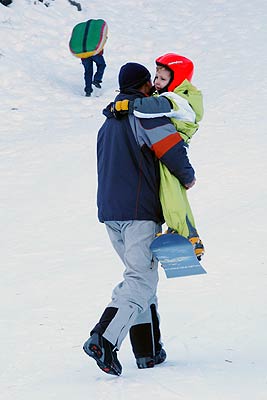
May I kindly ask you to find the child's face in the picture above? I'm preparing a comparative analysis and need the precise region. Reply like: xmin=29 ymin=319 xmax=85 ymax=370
xmin=154 ymin=67 xmax=171 ymax=91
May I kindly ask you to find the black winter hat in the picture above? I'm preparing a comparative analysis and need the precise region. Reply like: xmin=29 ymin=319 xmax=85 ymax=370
xmin=119 ymin=62 xmax=151 ymax=91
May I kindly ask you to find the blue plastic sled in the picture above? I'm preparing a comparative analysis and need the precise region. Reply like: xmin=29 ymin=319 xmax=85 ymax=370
xmin=150 ymin=233 xmax=207 ymax=278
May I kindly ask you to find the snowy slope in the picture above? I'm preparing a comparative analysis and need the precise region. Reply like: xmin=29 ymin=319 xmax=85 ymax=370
xmin=1 ymin=1 xmax=267 ymax=399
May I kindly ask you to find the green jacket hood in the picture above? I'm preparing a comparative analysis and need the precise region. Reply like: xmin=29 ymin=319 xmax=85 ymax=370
xmin=172 ymin=79 xmax=204 ymax=123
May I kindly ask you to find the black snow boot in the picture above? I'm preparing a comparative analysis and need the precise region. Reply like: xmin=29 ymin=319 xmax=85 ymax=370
xmin=83 ymin=332 xmax=122 ymax=376
xmin=135 ymin=347 xmax=167 ymax=369
xmin=130 ymin=304 xmax=167 ymax=369
xmin=155 ymin=348 xmax=167 ymax=365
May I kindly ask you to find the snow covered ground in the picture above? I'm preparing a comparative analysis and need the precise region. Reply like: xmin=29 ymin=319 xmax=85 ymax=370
xmin=1 ymin=0 xmax=267 ymax=399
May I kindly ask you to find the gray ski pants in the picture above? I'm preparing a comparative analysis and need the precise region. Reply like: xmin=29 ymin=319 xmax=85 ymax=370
xmin=103 ymin=220 xmax=162 ymax=349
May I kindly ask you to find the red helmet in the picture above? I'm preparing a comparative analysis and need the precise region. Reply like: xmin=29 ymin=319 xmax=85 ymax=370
xmin=155 ymin=53 xmax=194 ymax=92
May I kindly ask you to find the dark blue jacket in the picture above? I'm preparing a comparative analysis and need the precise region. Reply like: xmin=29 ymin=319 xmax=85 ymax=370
xmin=97 ymin=92 xmax=195 ymax=223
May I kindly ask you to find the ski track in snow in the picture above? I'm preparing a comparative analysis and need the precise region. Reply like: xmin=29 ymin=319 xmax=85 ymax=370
xmin=1 ymin=0 xmax=267 ymax=399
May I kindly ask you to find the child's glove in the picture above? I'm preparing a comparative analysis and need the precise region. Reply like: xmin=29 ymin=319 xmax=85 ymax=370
xmin=113 ymin=99 xmax=134 ymax=119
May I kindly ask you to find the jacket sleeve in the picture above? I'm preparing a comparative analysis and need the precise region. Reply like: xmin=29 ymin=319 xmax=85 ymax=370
xmin=132 ymin=96 xmax=173 ymax=118
xmin=134 ymin=116 xmax=195 ymax=186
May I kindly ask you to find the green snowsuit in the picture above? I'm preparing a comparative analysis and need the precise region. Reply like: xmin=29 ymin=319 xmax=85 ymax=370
xmin=134 ymin=79 xmax=204 ymax=238
xmin=159 ymin=80 xmax=203 ymax=237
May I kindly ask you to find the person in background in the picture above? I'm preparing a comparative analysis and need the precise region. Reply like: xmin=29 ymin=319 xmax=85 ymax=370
xmin=82 ymin=62 xmax=196 ymax=376
xmin=81 ymin=50 xmax=106 ymax=97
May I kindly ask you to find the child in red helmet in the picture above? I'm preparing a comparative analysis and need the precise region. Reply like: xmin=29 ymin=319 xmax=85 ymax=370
xmin=135 ymin=53 xmax=203 ymax=145
xmin=116 ymin=53 xmax=204 ymax=259
xmin=154 ymin=54 xmax=204 ymax=258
